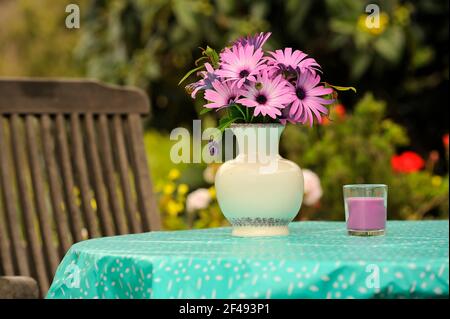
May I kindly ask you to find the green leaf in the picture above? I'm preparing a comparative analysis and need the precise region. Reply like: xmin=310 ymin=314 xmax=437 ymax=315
xmin=325 ymin=83 xmax=357 ymax=93
xmin=199 ymin=107 xmax=213 ymax=115
xmin=178 ymin=64 xmax=204 ymax=86
xmin=203 ymin=46 xmax=220 ymax=68
xmin=195 ymin=56 xmax=209 ymax=66
xmin=218 ymin=116 xmax=239 ymax=132
xmin=229 ymin=104 xmax=247 ymax=121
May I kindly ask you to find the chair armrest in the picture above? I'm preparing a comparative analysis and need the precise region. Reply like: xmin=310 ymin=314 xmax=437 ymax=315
xmin=0 ymin=276 xmax=39 ymax=299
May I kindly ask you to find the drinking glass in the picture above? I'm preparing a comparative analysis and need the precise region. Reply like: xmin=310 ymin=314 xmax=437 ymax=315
xmin=343 ymin=184 xmax=388 ymax=236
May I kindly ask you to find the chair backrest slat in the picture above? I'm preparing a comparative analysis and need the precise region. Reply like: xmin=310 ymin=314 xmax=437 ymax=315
xmin=24 ymin=115 xmax=59 ymax=276
xmin=127 ymin=114 xmax=161 ymax=231
xmin=98 ymin=114 xmax=128 ymax=235
xmin=40 ymin=115 xmax=74 ymax=255
xmin=84 ymin=113 xmax=115 ymax=236
xmin=0 ymin=117 xmax=29 ymax=276
xmin=112 ymin=115 xmax=142 ymax=234
xmin=0 ymin=78 xmax=161 ymax=297
xmin=69 ymin=113 xmax=101 ymax=238
xmin=55 ymin=114 xmax=84 ymax=243
xmin=0 ymin=221 xmax=14 ymax=276
xmin=0 ymin=198 xmax=14 ymax=276
xmin=10 ymin=115 xmax=50 ymax=292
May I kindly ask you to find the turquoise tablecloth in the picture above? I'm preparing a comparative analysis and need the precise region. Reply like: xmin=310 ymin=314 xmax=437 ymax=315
xmin=46 ymin=221 xmax=449 ymax=299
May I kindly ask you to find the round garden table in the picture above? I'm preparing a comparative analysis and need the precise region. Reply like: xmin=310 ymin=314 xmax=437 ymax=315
xmin=46 ymin=221 xmax=449 ymax=299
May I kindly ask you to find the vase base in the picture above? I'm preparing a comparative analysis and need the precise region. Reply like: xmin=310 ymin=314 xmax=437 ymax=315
xmin=232 ymin=226 xmax=289 ymax=237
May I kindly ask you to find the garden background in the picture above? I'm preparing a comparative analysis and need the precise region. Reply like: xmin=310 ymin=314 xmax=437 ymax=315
xmin=0 ymin=0 xmax=448 ymax=230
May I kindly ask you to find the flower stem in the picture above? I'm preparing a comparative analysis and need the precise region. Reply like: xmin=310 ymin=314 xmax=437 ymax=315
xmin=234 ymin=105 xmax=247 ymax=122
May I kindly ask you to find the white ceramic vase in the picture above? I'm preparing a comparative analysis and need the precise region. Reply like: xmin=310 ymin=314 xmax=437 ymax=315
xmin=215 ymin=124 xmax=304 ymax=237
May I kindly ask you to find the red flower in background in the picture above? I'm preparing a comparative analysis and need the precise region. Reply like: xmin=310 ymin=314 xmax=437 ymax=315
xmin=443 ymin=134 xmax=449 ymax=148
xmin=322 ymin=104 xmax=346 ymax=125
xmin=391 ymin=151 xmax=425 ymax=173
xmin=334 ymin=104 xmax=346 ymax=118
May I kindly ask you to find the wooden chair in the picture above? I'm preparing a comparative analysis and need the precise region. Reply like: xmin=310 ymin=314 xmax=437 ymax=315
xmin=0 ymin=78 xmax=161 ymax=298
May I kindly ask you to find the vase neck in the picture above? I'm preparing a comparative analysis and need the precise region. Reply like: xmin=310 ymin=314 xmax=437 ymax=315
xmin=231 ymin=124 xmax=284 ymax=160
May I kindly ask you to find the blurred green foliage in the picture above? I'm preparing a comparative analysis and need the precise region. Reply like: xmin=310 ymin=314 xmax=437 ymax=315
xmin=0 ymin=0 xmax=86 ymax=76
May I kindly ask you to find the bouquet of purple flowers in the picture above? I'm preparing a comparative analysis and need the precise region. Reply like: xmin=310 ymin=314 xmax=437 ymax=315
xmin=180 ymin=32 xmax=354 ymax=130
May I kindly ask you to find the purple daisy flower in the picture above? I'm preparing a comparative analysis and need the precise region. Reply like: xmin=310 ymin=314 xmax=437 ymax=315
xmin=204 ymin=80 xmax=243 ymax=109
xmin=288 ymin=70 xmax=334 ymax=126
xmin=237 ymin=71 xmax=294 ymax=119
xmin=266 ymin=48 xmax=321 ymax=77
xmin=279 ymin=105 xmax=299 ymax=125
xmin=216 ymin=44 xmax=266 ymax=88
xmin=185 ymin=63 xmax=218 ymax=98
xmin=233 ymin=32 xmax=272 ymax=50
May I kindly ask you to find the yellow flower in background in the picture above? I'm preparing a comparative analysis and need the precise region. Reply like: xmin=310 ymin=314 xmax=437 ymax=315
xmin=432 ymin=175 xmax=442 ymax=187
xmin=178 ymin=183 xmax=189 ymax=196
xmin=208 ymin=186 xmax=216 ymax=200
xmin=166 ymin=200 xmax=183 ymax=216
xmin=163 ymin=183 xmax=176 ymax=195
xmin=357 ymin=12 xmax=389 ymax=36
xmin=168 ymin=168 xmax=181 ymax=181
